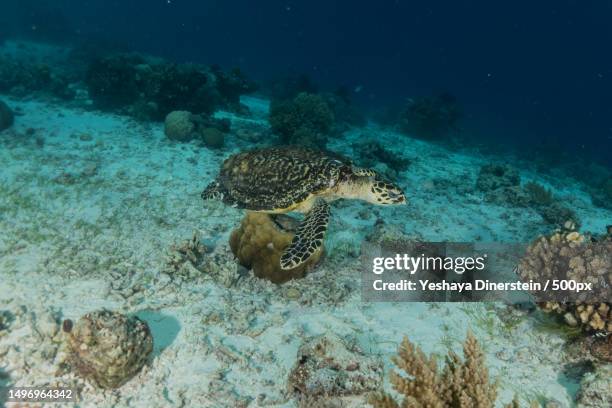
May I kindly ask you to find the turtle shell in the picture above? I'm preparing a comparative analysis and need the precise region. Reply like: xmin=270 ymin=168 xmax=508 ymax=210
xmin=217 ymin=147 xmax=348 ymax=211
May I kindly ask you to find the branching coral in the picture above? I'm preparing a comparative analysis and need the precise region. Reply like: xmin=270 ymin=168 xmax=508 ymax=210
xmin=268 ymin=92 xmax=334 ymax=147
xmin=369 ymin=331 xmax=499 ymax=408
xmin=518 ymin=228 xmax=611 ymax=333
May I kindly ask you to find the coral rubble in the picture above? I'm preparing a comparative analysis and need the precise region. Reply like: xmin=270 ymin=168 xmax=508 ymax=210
xmin=575 ymin=365 xmax=612 ymax=407
xmin=288 ymin=334 xmax=383 ymax=404
xmin=518 ymin=228 xmax=611 ymax=333
xmin=229 ymin=212 xmax=323 ymax=284
xmin=64 ymin=310 xmax=153 ymax=389
xmin=368 ymin=331 xmax=499 ymax=408
xmin=269 ymin=92 xmax=335 ymax=147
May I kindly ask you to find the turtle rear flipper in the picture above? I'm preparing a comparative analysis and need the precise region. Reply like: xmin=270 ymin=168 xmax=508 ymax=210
xmin=280 ymin=199 xmax=330 ymax=270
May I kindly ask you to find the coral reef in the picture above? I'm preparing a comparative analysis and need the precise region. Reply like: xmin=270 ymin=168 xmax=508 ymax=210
xmin=288 ymin=334 xmax=383 ymax=404
xmin=0 ymin=99 xmax=14 ymax=131
xmin=64 ymin=310 xmax=153 ymax=389
xmin=265 ymin=73 xmax=319 ymax=101
xmin=518 ymin=228 xmax=611 ymax=333
xmin=321 ymin=87 xmax=366 ymax=130
xmin=368 ymin=331 xmax=500 ymax=408
xmin=163 ymin=110 xmax=229 ymax=146
xmin=398 ymin=92 xmax=462 ymax=140
xmin=476 ymin=165 xmax=580 ymax=227
xmin=85 ymin=53 xmax=255 ymax=120
xmin=353 ymin=138 xmax=411 ymax=179
xmin=229 ymin=212 xmax=323 ymax=284
xmin=269 ymin=92 xmax=335 ymax=147
xmin=0 ymin=56 xmax=75 ymax=99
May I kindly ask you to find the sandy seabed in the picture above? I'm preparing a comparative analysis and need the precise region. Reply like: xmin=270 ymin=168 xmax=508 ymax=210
xmin=0 ymin=93 xmax=610 ymax=407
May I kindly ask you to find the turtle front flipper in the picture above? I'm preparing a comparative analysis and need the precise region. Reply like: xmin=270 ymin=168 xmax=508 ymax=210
xmin=280 ymin=199 xmax=330 ymax=270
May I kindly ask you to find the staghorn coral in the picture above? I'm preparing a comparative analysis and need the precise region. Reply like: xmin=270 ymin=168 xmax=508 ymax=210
xmin=518 ymin=228 xmax=611 ymax=333
xmin=269 ymin=92 xmax=334 ymax=147
xmin=63 ymin=310 xmax=153 ymax=389
xmin=368 ymin=331 xmax=500 ymax=408
xmin=229 ymin=212 xmax=323 ymax=284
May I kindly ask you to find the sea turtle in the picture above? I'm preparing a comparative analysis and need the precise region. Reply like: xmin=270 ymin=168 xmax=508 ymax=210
xmin=202 ymin=146 xmax=406 ymax=270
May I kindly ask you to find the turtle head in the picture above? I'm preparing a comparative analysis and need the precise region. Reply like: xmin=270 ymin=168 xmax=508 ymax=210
xmin=338 ymin=167 xmax=406 ymax=205
xmin=362 ymin=177 xmax=407 ymax=205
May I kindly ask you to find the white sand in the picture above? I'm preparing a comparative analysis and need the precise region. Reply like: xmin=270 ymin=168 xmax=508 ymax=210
xmin=0 ymin=93 xmax=610 ymax=407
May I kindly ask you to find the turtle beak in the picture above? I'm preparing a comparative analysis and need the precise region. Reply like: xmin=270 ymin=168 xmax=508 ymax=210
xmin=389 ymin=186 xmax=407 ymax=205
xmin=370 ymin=179 xmax=407 ymax=205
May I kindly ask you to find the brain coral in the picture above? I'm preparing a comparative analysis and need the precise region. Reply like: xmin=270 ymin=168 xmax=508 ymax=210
xmin=64 ymin=310 xmax=153 ymax=389
xmin=229 ymin=212 xmax=323 ymax=284
xmin=518 ymin=228 xmax=611 ymax=333
xmin=164 ymin=110 xmax=195 ymax=142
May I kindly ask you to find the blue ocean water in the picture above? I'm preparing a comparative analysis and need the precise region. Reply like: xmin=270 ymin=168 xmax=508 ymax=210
xmin=3 ymin=0 xmax=611 ymax=166
xmin=0 ymin=1 xmax=611 ymax=408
